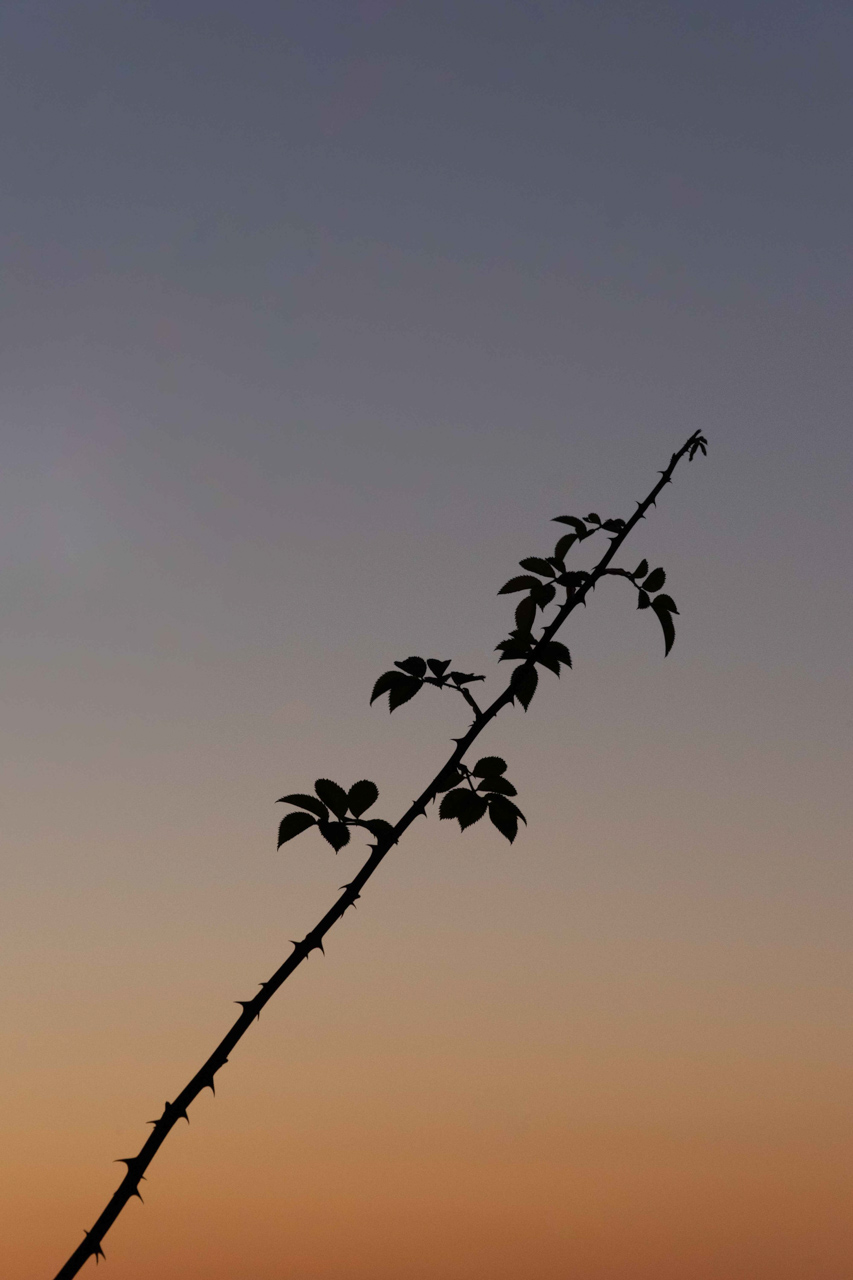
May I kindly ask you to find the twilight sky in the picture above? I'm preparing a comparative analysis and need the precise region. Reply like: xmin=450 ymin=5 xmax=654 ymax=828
xmin=3 ymin=3 xmax=852 ymax=1277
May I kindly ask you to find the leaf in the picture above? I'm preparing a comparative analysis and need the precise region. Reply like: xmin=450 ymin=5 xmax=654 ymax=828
xmin=318 ymin=821 xmax=350 ymax=852
xmin=602 ymin=518 xmax=625 ymax=532
xmin=394 ymin=656 xmax=427 ymax=678
xmin=347 ymin=779 xmax=379 ymax=817
xmin=439 ymin=788 xmax=470 ymax=820
xmin=515 ymin=595 xmax=536 ymax=633
xmin=370 ymin=670 xmax=401 ymax=704
xmin=277 ymin=812 xmax=316 ymax=848
xmin=498 ymin=575 xmax=541 ymax=595
xmin=496 ymin=640 xmax=532 ymax=662
xmin=427 ymin=658 xmax=451 ymax=677
xmin=553 ymin=533 xmax=576 ymax=562
xmin=531 ymin=582 xmax=556 ymax=608
xmin=518 ymin=556 xmax=555 ymax=577
xmin=556 ymin=570 xmax=585 ymax=590
xmin=633 ymin=559 xmax=649 ymax=579
xmin=585 ymin=512 xmax=601 ymax=524
xmin=510 ymin=664 xmax=538 ymax=711
xmin=653 ymin=593 xmax=678 ymax=614
xmin=439 ymin=788 xmax=488 ymax=830
xmin=389 ymin=674 xmax=422 ymax=710
xmin=314 ymin=779 xmax=350 ymax=820
xmin=637 ymin=590 xmax=650 ymax=609
xmin=363 ymin=818 xmax=395 ymax=843
xmin=277 ymin=793 xmax=329 ymax=821
xmin=535 ymin=648 xmax=563 ymax=677
xmin=487 ymin=795 xmax=526 ymax=843
xmin=473 ymin=756 xmax=507 ymax=776
xmin=651 ymin=597 xmax=676 ymax=655
xmin=642 ymin=567 xmax=666 ymax=593
xmin=535 ymin=649 xmax=562 ymax=676
xmin=552 ymin=516 xmax=587 ymax=536
xmin=450 ymin=671 xmax=485 ymax=686
xmin=371 ymin=671 xmax=423 ymax=710
xmin=477 ymin=776 xmax=517 ymax=796
xmin=544 ymin=640 xmax=572 ymax=669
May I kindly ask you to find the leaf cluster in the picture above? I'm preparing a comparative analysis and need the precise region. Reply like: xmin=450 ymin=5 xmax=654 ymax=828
xmin=277 ymin=779 xmax=392 ymax=851
xmin=626 ymin=560 xmax=679 ymax=655
xmin=370 ymin=657 xmax=484 ymax=712
xmin=438 ymin=756 xmax=526 ymax=843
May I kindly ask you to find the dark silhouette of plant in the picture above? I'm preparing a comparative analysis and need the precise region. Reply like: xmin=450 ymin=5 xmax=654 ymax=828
xmin=52 ymin=431 xmax=708 ymax=1277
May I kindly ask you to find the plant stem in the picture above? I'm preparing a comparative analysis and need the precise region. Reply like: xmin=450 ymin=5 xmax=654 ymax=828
xmin=52 ymin=430 xmax=704 ymax=1278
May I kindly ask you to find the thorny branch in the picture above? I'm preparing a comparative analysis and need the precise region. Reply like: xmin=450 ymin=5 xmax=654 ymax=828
xmin=52 ymin=430 xmax=706 ymax=1278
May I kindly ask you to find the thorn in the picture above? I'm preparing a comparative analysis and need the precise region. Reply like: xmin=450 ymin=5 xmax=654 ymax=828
xmin=130 ymin=1187 xmax=144 ymax=1202
xmin=84 ymin=1231 xmax=105 ymax=1262
xmin=115 ymin=1157 xmax=139 ymax=1170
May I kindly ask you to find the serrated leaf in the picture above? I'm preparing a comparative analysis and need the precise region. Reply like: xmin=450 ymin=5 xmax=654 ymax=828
xmin=314 ymin=779 xmax=350 ymax=819
xmin=457 ymin=793 xmax=488 ymax=829
xmin=388 ymin=674 xmax=422 ymax=711
xmin=370 ymin=670 xmax=402 ymax=705
xmin=427 ymin=658 xmax=451 ymax=677
xmin=552 ymin=516 xmax=587 ymax=536
xmin=363 ymin=818 xmax=394 ymax=843
xmin=633 ymin=559 xmax=649 ymax=579
xmin=498 ymin=575 xmax=541 ymax=595
xmin=347 ymin=779 xmax=379 ymax=817
xmin=535 ymin=648 xmax=563 ymax=677
xmin=554 ymin=532 xmax=576 ymax=561
xmin=318 ymin=821 xmax=350 ymax=851
xmin=602 ymin=518 xmax=625 ymax=532
xmin=450 ymin=671 xmax=485 ymax=686
xmin=394 ymin=656 xmax=427 ymax=677
xmin=515 ymin=595 xmax=536 ymax=633
xmin=651 ymin=597 xmax=676 ymax=655
xmin=496 ymin=642 xmax=531 ymax=662
xmin=510 ymin=664 xmax=538 ymax=711
xmin=556 ymin=571 xmax=585 ymax=589
xmin=653 ymin=593 xmax=678 ymax=614
xmin=487 ymin=795 xmax=526 ymax=843
xmin=518 ymin=556 xmax=555 ymax=577
xmin=544 ymin=640 xmax=572 ymax=668
xmin=642 ymin=567 xmax=666 ymax=593
xmin=585 ymin=512 xmax=601 ymax=524
xmin=637 ymin=590 xmax=650 ymax=609
xmin=473 ymin=756 xmax=507 ymax=777
xmin=477 ymin=776 xmax=517 ymax=796
xmin=439 ymin=788 xmax=488 ymax=830
xmin=438 ymin=788 xmax=470 ymax=820
xmin=277 ymin=793 xmax=329 ymax=820
xmin=531 ymin=582 xmax=556 ymax=608
xmin=277 ymin=812 xmax=316 ymax=847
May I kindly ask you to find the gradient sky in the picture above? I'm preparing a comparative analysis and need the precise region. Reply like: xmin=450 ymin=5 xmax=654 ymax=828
xmin=2 ymin=2 xmax=851 ymax=1277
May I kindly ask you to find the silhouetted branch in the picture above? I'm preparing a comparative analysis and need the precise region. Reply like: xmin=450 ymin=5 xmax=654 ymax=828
xmin=52 ymin=430 xmax=706 ymax=1278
